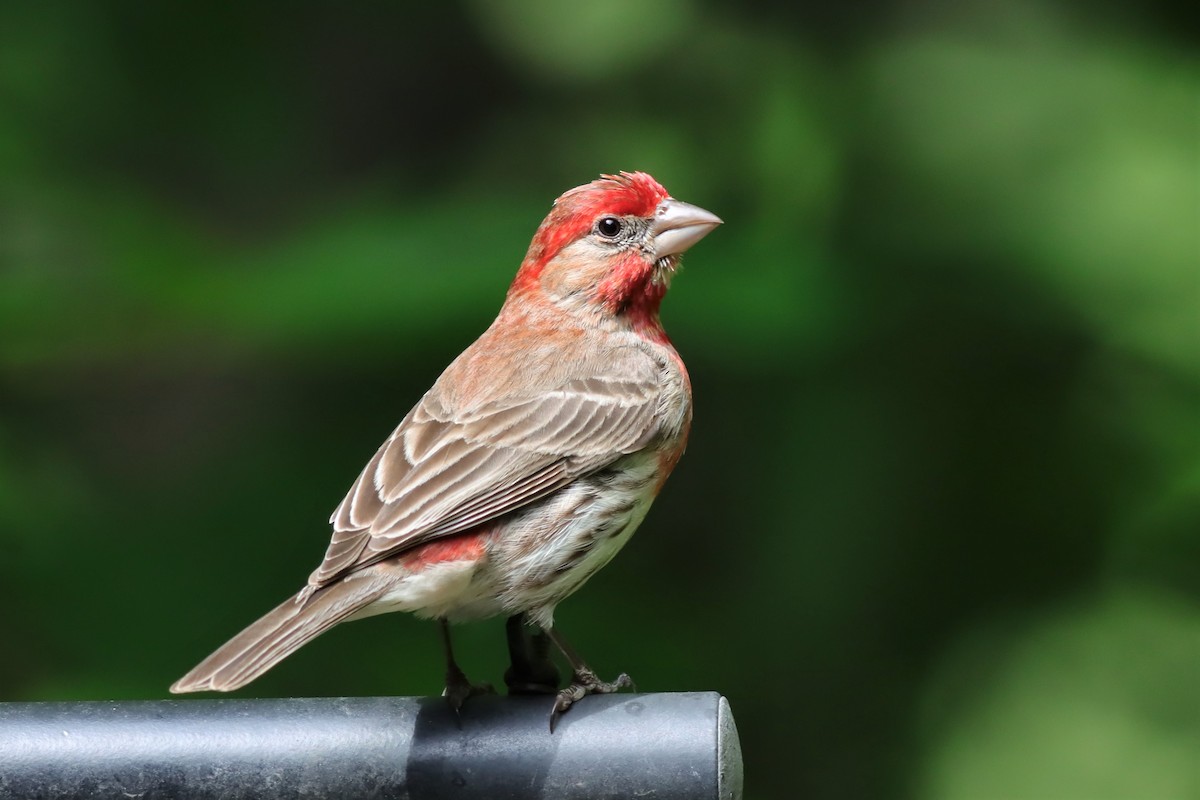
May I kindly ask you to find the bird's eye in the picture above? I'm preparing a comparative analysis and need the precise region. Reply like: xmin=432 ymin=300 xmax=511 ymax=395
xmin=596 ymin=216 xmax=623 ymax=238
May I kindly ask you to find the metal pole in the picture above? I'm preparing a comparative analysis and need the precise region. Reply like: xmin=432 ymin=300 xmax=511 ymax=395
xmin=0 ymin=692 xmax=742 ymax=799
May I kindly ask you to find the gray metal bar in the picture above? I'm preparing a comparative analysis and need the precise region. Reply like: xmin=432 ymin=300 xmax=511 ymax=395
xmin=0 ymin=692 xmax=742 ymax=800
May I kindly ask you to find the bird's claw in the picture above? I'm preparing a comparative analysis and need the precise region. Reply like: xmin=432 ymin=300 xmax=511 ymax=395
xmin=548 ymin=668 xmax=633 ymax=732
xmin=443 ymin=677 xmax=495 ymax=714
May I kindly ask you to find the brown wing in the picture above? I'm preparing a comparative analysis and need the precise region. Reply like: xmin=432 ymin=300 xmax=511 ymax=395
xmin=308 ymin=366 xmax=665 ymax=588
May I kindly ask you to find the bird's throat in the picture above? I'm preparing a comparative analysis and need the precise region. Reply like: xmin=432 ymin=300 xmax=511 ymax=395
xmin=595 ymin=253 xmax=673 ymax=343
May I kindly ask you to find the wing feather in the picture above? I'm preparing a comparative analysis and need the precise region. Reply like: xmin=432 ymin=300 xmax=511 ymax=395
xmin=307 ymin=352 xmax=667 ymax=588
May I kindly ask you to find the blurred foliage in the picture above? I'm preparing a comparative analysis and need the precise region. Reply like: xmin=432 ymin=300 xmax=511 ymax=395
xmin=0 ymin=1 xmax=1196 ymax=798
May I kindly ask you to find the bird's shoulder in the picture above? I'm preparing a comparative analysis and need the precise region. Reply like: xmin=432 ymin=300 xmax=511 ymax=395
xmin=426 ymin=312 xmax=675 ymax=420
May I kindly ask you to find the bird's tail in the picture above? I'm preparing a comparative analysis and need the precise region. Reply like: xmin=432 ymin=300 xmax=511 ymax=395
xmin=170 ymin=576 xmax=391 ymax=693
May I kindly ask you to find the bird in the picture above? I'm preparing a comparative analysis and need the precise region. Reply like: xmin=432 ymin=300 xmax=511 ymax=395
xmin=170 ymin=171 xmax=721 ymax=727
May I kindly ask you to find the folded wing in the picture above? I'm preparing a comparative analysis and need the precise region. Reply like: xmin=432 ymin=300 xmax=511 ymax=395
xmin=310 ymin=366 xmax=664 ymax=588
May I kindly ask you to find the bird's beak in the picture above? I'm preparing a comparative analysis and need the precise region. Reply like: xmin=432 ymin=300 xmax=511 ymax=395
xmin=651 ymin=198 xmax=723 ymax=260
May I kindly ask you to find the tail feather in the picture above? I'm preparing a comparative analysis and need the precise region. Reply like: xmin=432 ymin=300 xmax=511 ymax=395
xmin=170 ymin=576 xmax=391 ymax=693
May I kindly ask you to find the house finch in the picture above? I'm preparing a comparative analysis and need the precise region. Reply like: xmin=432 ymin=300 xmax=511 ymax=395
xmin=170 ymin=172 xmax=721 ymax=726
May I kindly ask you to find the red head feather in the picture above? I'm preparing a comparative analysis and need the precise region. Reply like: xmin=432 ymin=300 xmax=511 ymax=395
xmin=512 ymin=172 xmax=669 ymax=292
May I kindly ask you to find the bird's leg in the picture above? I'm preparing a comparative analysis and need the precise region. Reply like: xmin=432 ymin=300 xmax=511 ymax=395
xmin=439 ymin=619 xmax=493 ymax=713
xmin=504 ymin=613 xmax=561 ymax=695
xmin=544 ymin=626 xmax=633 ymax=731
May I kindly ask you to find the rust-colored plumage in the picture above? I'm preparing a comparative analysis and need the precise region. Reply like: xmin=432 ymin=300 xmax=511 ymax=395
xmin=171 ymin=172 xmax=721 ymax=725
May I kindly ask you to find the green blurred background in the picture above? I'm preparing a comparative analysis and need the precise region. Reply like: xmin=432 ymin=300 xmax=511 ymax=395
xmin=1 ymin=1 xmax=1196 ymax=797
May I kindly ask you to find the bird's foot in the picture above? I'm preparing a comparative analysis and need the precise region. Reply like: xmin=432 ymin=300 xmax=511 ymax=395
xmin=443 ymin=668 xmax=495 ymax=714
xmin=549 ymin=667 xmax=633 ymax=731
